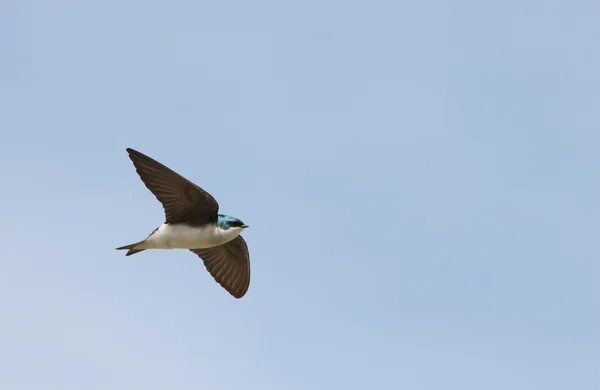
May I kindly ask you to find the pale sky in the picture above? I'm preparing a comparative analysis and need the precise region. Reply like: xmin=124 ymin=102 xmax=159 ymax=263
xmin=1 ymin=1 xmax=599 ymax=389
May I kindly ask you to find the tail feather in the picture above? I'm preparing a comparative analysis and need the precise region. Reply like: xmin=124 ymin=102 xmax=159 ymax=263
xmin=116 ymin=242 xmax=146 ymax=256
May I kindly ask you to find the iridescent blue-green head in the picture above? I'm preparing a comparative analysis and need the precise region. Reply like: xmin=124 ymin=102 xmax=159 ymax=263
xmin=217 ymin=214 xmax=249 ymax=230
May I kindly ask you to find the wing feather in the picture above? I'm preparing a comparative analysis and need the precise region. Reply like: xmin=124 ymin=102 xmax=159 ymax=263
xmin=125 ymin=148 xmax=219 ymax=225
xmin=190 ymin=236 xmax=251 ymax=298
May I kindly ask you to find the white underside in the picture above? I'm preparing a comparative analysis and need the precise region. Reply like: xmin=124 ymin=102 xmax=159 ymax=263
xmin=136 ymin=223 xmax=243 ymax=250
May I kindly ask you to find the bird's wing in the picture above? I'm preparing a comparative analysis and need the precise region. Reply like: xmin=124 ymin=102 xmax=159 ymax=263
xmin=190 ymin=235 xmax=251 ymax=299
xmin=126 ymin=148 xmax=219 ymax=225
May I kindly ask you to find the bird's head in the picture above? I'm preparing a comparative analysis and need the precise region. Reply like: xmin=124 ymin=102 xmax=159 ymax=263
xmin=217 ymin=214 xmax=249 ymax=231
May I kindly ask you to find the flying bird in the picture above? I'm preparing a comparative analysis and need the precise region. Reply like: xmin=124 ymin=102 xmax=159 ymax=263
xmin=116 ymin=148 xmax=250 ymax=298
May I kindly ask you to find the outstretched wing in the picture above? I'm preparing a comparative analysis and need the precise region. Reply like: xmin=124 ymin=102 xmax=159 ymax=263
xmin=126 ymin=148 xmax=219 ymax=225
xmin=190 ymin=236 xmax=251 ymax=299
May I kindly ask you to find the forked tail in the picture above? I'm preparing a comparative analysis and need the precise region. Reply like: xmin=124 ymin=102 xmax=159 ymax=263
xmin=116 ymin=242 xmax=146 ymax=256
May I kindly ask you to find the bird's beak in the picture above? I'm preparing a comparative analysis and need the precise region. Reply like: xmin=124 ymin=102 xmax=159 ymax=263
xmin=241 ymin=224 xmax=249 ymax=229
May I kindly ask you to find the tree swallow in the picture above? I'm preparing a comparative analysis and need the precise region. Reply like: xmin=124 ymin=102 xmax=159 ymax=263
xmin=116 ymin=148 xmax=251 ymax=299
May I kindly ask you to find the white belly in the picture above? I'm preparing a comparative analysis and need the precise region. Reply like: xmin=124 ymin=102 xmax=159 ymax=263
xmin=140 ymin=223 xmax=239 ymax=250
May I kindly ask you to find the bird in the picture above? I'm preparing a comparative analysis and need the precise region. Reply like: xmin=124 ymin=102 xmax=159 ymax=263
xmin=116 ymin=148 xmax=251 ymax=299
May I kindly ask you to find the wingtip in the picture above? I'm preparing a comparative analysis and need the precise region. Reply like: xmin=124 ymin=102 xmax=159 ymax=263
xmin=229 ymin=284 xmax=249 ymax=299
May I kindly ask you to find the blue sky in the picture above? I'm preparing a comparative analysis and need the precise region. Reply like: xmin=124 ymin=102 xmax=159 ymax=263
xmin=1 ymin=1 xmax=599 ymax=389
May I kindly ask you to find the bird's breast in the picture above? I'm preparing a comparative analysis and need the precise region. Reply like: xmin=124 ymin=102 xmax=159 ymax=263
xmin=146 ymin=223 xmax=229 ymax=249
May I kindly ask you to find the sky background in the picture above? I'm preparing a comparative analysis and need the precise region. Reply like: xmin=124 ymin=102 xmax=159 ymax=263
xmin=1 ymin=1 xmax=599 ymax=389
